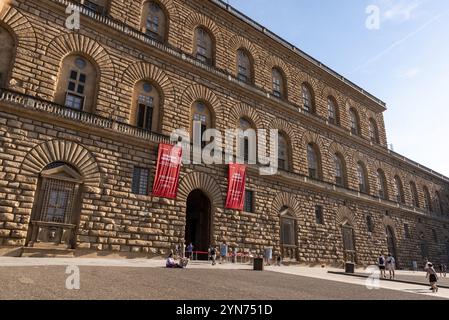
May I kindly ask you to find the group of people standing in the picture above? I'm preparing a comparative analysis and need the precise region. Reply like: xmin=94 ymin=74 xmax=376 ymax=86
xmin=378 ymin=253 xmax=396 ymax=279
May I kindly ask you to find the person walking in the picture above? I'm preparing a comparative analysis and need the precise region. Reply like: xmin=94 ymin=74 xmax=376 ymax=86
xmin=378 ymin=253 xmax=386 ymax=279
xmin=210 ymin=246 xmax=217 ymax=266
xmin=186 ymin=243 xmax=194 ymax=260
xmin=386 ymin=253 xmax=396 ymax=279
xmin=426 ymin=263 xmax=439 ymax=293
xmin=219 ymin=241 xmax=228 ymax=264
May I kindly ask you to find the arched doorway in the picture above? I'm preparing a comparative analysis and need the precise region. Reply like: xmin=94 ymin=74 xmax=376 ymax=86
xmin=341 ymin=222 xmax=356 ymax=263
xmin=185 ymin=190 xmax=212 ymax=255
xmin=386 ymin=226 xmax=398 ymax=264
xmin=26 ymin=162 xmax=83 ymax=249
xmin=279 ymin=206 xmax=298 ymax=261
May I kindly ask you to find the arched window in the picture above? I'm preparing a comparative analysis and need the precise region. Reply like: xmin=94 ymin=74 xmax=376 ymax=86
xmin=369 ymin=118 xmax=380 ymax=144
xmin=141 ymin=1 xmax=167 ymax=42
xmin=394 ymin=176 xmax=405 ymax=204
xmin=272 ymin=67 xmax=286 ymax=98
xmin=194 ymin=27 xmax=214 ymax=65
xmin=376 ymin=169 xmax=388 ymax=199
xmin=410 ymin=181 xmax=420 ymax=208
xmin=238 ymin=117 xmax=256 ymax=163
xmin=76 ymin=0 xmax=109 ymax=15
xmin=327 ymin=97 xmax=340 ymax=125
xmin=307 ymin=143 xmax=321 ymax=180
xmin=0 ymin=25 xmax=15 ymax=88
xmin=357 ymin=161 xmax=369 ymax=193
xmin=366 ymin=215 xmax=374 ymax=233
xmin=55 ymin=55 xmax=98 ymax=113
xmin=334 ymin=153 xmax=346 ymax=187
xmin=278 ymin=134 xmax=290 ymax=171
xmin=349 ymin=108 xmax=361 ymax=136
xmin=192 ymin=101 xmax=213 ymax=147
xmin=236 ymin=48 xmax=253 ymax=84
xmin=423 ymin=186 xmax=433 ymax=212
xmin=302 ymin=84 xmax=314 ymax=113
xmin=132 ymin=81 xmax=161 ymax=132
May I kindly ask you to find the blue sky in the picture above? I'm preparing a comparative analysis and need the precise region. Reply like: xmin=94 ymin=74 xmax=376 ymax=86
xmin=228 ymin=0 xmax=449 ymax=176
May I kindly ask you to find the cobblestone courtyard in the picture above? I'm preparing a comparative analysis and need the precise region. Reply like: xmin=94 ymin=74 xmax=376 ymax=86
xmin=0 ymin=258 xmax=447 ymax=300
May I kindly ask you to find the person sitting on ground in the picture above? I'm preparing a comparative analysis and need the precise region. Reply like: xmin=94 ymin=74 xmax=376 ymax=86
xmin=166 ymin=253 xmax=185 ymax=269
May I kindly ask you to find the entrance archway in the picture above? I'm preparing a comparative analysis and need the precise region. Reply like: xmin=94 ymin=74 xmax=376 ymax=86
xmin=279 ymin=205 xmax=298 ymax=261
xmin=185 ymin=189 xmax=212 ymax=255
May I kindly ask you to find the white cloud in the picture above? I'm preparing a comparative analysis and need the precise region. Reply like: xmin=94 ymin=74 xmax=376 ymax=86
xmin=376 ymin=0 xmax=424 ymax=23
xmin=398 ymin=67 xmax=420 ymax=79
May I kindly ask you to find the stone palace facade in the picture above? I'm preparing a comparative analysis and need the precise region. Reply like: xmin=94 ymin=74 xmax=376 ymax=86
xmin=0 ymin=0 xmax=448 ymax=267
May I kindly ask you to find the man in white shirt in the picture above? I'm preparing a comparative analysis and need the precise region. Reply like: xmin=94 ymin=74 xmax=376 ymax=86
xmin=386 ymin=254 xmax=396 ymax=279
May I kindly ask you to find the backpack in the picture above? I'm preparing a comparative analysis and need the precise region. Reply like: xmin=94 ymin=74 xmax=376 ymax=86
xmin=379 ymin=257 xmax=385 ymax=265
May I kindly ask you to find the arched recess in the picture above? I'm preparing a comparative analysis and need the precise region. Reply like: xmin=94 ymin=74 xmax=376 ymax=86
xmin=227 ymin=35 xmax=261 ymax=75
xmin=383 ymin=217 xmax=399 ymax=264
xmin=271 ymin=192 xmax=301 ymax=261
xmin=177 ymin=172 xmax=224 ymax=209
xmin=264 ymin=55 xmax=291 ymax=81
xmin=122 ymin=62 xmax=174 ymax=100
xmin=0 ymin=6 xmax=37 ymax=48
xmin=45 ymin=33 xmax=115 ymax=106
xmin=382 ymin=215 xmax=396 ymax=233
xmin=336 ymin=206 xmax=357 ymax=227
xmin=140 ymin=0 xmax=180 ymax=42
xmin=337 ymin=206 xmax=357 ymax=263
xmin=121 ymin=61 xmax=175 ymax=128
xmin=20 ymin=140 xmax=101 ymax=187
xmin=271 ymin=192 xmax=301 ymax=219
xmin=328 ymin=142 xmax=349 ymax=160
xmin=0 ymin=6 xmax=36 ymax=89
xmin=181 ymin=84 xmax=222 ymax=129
xmin=183 ymin=12 xmax=225 ymax=64
xmin=264 ymin=55 xmax=291 ymax=96
xmin=299 ymin=131 xmax=326 ymax=177
xmin=270 ymin=118 xmax=298 ymax=142
xmin=225 ymin=102 xmax=265 ymax=130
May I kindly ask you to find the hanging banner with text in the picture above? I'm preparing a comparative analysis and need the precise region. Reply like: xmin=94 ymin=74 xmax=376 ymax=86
xmin=225 ymin=164 xmax=247 ymax=210
xmin=152 ymin=143 xmax=183 ymax=199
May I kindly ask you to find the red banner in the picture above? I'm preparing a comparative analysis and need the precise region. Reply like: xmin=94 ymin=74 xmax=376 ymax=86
xmin=225 ymin=164 xmax=247 ymax=210
xmin=152 ymin=144 xmax=182 ymax=199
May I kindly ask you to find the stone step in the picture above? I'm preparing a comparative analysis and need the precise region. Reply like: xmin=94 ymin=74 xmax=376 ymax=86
xmin=20 ymin=247 xmax=75 ymax=258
